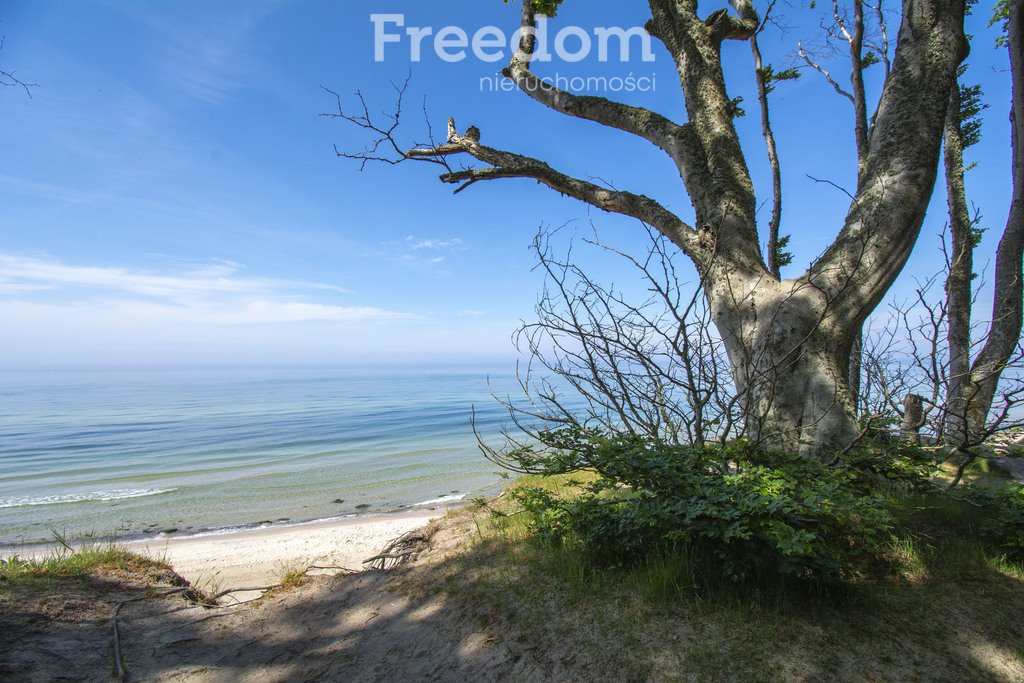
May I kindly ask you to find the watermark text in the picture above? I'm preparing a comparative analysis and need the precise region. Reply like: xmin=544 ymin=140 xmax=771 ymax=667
xmin=371 ymin=14 xmax=655 ymax=64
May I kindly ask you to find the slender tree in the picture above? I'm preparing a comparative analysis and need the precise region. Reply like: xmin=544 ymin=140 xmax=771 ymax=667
xmin=943 ymin=0 xmax=1023 ymax=443
xmin=750 ymin=1 xmax=799 ymax=279
xmin=797 ymin=0 xmax=896 ymax=414
xmin=943 ymin=64 xmax=987 ymax=443
xmin=967 ymin=0 xmax=1024 ymax=435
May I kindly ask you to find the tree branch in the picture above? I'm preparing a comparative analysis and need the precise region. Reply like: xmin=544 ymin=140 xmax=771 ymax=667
xmin=798 ymin=42 xmax=855 ymax=103
xmin=801 ymin=0 xmax=968 ymax=327
xmin=407 ymin=119 xmax=699 ymax=257
xmin=0 ymin=36 xmax=37 ymax=98
xmin=503 ymin=0 xmax=691 ymax=162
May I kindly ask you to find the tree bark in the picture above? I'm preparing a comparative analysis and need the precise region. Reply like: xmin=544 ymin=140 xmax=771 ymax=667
xmin=849 ymin=331 xmax=863 ymax=415
xmin=944 ymin=76 xmax=976 ymax=444
xmin=902 ymin=393 xmax=925 ymax=444
xmin=713 ymin=281 xmax=862 ymax=453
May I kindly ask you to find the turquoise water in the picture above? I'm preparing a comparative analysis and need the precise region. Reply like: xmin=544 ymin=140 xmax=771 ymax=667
xmin=0 ymin=369 xmax=529 ymax=545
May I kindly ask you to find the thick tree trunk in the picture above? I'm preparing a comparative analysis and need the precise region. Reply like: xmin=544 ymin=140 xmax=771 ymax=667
xmin=749 ymin=338 xmax=860 ymax=455
xmin=708 ymin=280 xmax=860 ymax=455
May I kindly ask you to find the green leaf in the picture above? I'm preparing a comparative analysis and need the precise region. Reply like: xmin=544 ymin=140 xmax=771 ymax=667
xmin=727 ymin=96 xmax=746 ymax=119
xmin=504 ymin=0 xmax=565 ymax=16
xmin=859 ymin=52 xmax=881 ymax=70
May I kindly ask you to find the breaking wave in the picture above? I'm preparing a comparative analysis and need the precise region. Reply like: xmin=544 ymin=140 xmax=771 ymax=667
xmin=0 ymin=488 xmax=176 ymax=509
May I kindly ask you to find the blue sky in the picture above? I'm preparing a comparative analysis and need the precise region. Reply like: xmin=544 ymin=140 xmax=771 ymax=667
xmin=0 ymin=0 xmax=1014 ymax=369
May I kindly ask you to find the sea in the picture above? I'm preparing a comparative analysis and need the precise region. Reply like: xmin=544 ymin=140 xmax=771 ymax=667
xmin=0 ymin=368 xmax=545 ymax=547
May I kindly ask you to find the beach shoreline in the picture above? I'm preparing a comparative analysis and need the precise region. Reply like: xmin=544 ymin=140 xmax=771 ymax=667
xmin=0 ymin=504 xmax=460 ymax=591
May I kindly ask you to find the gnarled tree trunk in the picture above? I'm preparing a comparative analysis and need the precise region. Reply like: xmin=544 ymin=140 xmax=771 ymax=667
xmin=711 ymin=281 xmax=861 ymax=452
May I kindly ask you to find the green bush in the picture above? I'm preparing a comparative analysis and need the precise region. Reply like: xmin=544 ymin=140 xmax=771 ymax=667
xmin=992 ymin=485 xmax=1024 ymax=559
xmin=962 ymin=482 xmax=1024 ymax=560
xmin=510 ymin=431 xmax=894 ymax=582
xmin=839 ymin=440 xmax=942 ymax=489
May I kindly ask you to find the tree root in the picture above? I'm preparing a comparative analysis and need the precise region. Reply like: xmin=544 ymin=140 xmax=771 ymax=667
xmin=362 ymin=530 xmax=431 ymax=570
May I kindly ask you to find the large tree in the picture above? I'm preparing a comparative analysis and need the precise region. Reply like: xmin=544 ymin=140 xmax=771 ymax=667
xmin=336 ymin=0 xmax=969 ymax=455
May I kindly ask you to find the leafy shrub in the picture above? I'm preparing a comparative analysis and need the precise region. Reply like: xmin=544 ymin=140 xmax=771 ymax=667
xmin=991 ymin=485 xmax=1024 ymax=559
xmin=962 ymin=482 xmax=1024 ymax=560
xmin=839 ymin=440 xmax=942 ymax=490
xmin=509 ymin=430 xmax=894 ymax=582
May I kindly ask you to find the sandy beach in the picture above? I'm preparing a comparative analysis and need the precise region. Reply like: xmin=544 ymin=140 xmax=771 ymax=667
xmin=1 ymin=508 xmax=445 ymax=594
xmin=133 ymin=508 xmax=442 ymax=591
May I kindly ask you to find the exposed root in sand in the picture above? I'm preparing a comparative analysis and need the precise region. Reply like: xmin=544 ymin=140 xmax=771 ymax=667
xmin=362 ymin=529 xmax=432 ymax=570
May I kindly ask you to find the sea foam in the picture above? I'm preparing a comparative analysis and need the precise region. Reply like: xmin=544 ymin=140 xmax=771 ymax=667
xmin=415 ymin=493 xmax=468 ymax=506
xmin=0 ymin=488 xmax=176 ymax=509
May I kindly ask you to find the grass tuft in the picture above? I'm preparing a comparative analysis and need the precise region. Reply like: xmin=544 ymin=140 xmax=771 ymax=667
xmin=280 ymin=568 xmax=305 ymax=589
xmin=1 ymin=546 xmax=170 ymax=591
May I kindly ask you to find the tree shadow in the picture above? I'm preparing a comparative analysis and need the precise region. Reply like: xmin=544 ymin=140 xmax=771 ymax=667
xmin=119 ymin=568 xmax=550 ymax=681
xmin=4 ymin=514 xmax=1022 ymax=681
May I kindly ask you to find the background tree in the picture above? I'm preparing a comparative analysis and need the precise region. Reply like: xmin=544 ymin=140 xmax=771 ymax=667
xmin=940 ymin=0 xmax=1023 ymax=445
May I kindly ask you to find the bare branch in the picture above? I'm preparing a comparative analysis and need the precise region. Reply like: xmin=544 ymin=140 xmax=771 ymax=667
xmin=806 ymin=173 xmax=855 ymax=200
xmin=0 ymin=35 xmax=37 ymax=98
xmin=407 ymin=118 xmax=700 ymax=257
xmin=798 ymin=42 xmax=855 ymax=103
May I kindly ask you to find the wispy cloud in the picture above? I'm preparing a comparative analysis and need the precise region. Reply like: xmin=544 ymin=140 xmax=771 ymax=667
xmin=0 ymin=253 xmax=348 ymax=299
xmin=404 ymin=237 xmax=465 ymax=251
xmin=112 ymin=3 xmax=276 ymax=105
xmin=392 ymin=236 xmax=469 ymax=273
xmin=0 ymin=252 xmax=412 ymax=325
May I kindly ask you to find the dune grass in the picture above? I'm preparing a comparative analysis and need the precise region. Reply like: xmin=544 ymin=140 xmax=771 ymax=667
xmin=0 ymin=543 xmax=171 ymax=592
xmin=280 ymin=567 xmax=306 ymax=588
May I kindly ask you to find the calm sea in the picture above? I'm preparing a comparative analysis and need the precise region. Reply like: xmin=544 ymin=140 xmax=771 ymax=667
xmin=0 ymin=369 xmax=533 ymax=545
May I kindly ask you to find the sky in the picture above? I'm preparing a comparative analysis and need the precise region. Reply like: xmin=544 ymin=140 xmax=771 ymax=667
xmin=0 ymin=0 xmax=1015 ymax=370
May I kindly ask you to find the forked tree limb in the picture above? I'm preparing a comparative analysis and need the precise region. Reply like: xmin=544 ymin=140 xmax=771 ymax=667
xmin=801 ymin=0 xmax=967 ymax=328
